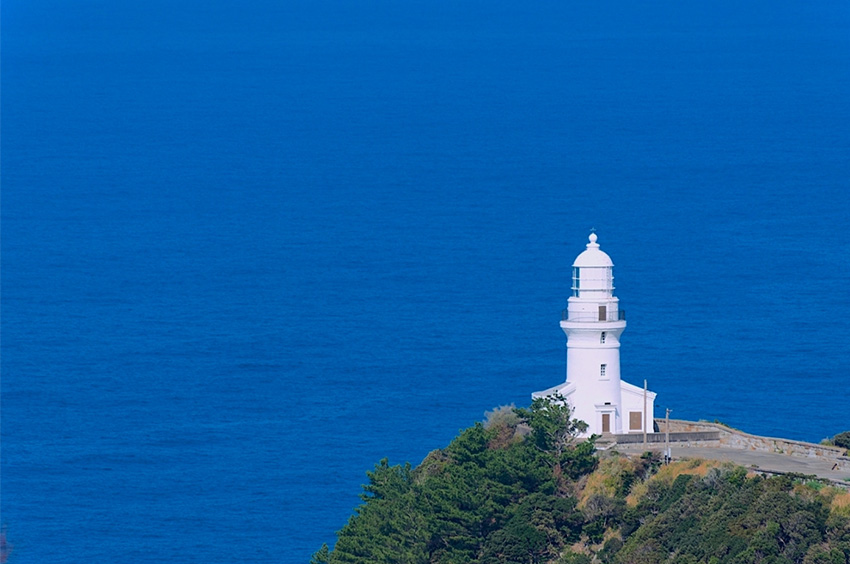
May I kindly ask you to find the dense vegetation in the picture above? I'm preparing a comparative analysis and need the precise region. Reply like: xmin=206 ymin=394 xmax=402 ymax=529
xmin=313 ymin=398 xmax=850 ymax=564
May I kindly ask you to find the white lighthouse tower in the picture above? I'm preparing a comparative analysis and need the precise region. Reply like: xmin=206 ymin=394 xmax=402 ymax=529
xmin=533 ymin=233 xmax=656 ymax=437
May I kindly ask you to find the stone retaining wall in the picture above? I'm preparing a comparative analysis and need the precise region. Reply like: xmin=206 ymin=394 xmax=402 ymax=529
xmin=658 ymin=419 xmax=847 ymax=460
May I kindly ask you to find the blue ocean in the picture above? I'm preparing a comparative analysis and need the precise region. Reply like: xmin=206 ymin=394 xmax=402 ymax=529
xmin=2 ymin=0 xmax=849 ymax=561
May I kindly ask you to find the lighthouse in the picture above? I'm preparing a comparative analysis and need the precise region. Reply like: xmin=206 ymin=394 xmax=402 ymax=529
xmin=533 ymin=233 xmax=656 ymax=437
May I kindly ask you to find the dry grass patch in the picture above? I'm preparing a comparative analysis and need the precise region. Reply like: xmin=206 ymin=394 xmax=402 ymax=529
xmin=577 ymin=456 xmax=636 ymax=509
xmin=625 ymin=480 xmax=649 ymax=507
xmin=830 ymin=489 xmax=850 ymax=517
xmin=791 ymin=481 xmax=850 ymax=518
xmin=625 ymin=458 xmax=725 ymax=507
xmin=652 ymin=458 xmax=722 ymax=482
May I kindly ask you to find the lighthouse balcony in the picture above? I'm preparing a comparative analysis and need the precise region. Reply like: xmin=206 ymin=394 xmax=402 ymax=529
xmin=562 ymin=309 xmax=626 ymax=322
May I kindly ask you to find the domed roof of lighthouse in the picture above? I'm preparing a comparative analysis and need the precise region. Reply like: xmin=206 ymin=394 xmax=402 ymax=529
xmin=572 ymin=233 xmax=614 ymax=267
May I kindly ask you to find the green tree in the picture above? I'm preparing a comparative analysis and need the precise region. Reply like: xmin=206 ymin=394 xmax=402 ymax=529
xmin=514 ymin=394 xmax=595 ymax=482
xmin=310 ymin=544 xmax=330 ymax=564
xmin=331 ymin=459 xmax=429 ymax=564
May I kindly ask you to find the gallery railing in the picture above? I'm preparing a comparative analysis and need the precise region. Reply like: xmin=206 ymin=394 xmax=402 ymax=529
xmin=561 ymin=309 xmax=626 ymax=322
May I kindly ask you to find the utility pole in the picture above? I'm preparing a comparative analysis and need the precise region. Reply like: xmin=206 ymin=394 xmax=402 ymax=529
xmin=643 ymin=379 xmax=647 ymax=447
xmin=665 ymin=408 xmax=672 ymax=465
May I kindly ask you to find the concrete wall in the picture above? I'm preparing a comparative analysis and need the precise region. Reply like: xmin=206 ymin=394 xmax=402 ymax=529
xmin=614 ymin=431 xmax=720 ymax=444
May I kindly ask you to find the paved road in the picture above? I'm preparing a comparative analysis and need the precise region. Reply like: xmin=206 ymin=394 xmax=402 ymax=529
xmin=614 ymin=443 xmax=850 ymax=485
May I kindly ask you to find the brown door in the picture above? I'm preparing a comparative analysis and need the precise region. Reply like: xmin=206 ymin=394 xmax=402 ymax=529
xmin=598 ymin=306 xmax=607 ymax=321
xmin=602 ymin=413 xmax=611 ymax=433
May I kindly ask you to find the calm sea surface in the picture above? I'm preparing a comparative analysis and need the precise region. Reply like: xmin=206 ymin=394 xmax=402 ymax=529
xmin=2 ymin=1 xmax=849 ymax=561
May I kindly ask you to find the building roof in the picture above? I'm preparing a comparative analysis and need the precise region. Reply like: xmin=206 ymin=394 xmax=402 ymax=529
xmin=621 ymin=380 xmax=658 ymax=399
xmin=572 ymin=233 xmax=614 ymax=268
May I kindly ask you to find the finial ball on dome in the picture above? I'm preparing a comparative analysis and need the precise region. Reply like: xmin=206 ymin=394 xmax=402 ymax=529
xmin=573 ymin=230 xmax=612 ymax=266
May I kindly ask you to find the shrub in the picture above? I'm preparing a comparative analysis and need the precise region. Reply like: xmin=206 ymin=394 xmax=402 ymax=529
xmin=484 ymin=404 xmax=519 ymax=430
xmin=831 ymin=431 xmax=850 ymax=450
xmin=559 ymin=552 xmax=592 ymax=564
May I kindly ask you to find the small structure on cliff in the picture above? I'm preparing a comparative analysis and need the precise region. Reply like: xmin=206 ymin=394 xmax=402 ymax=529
xmin=533 ymin=233 xmax=656 ymax=437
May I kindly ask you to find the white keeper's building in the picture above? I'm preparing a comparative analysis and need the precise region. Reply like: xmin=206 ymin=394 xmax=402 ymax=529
xmin=533 ymin=233 xmax=656 ymax=437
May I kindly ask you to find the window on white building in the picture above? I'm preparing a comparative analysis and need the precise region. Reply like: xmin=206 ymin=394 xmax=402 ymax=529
xmin=600 ymin=332 xmax=606 ymax=344
xmin=600 ymin=364 xmax=607 ymax=379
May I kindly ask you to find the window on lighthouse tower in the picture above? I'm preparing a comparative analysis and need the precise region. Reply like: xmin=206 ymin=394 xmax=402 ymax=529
xmin=600 ymin=332 xmax=606 ymax=344
xmin=572 ymin=267 xmax=580 ymax=297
